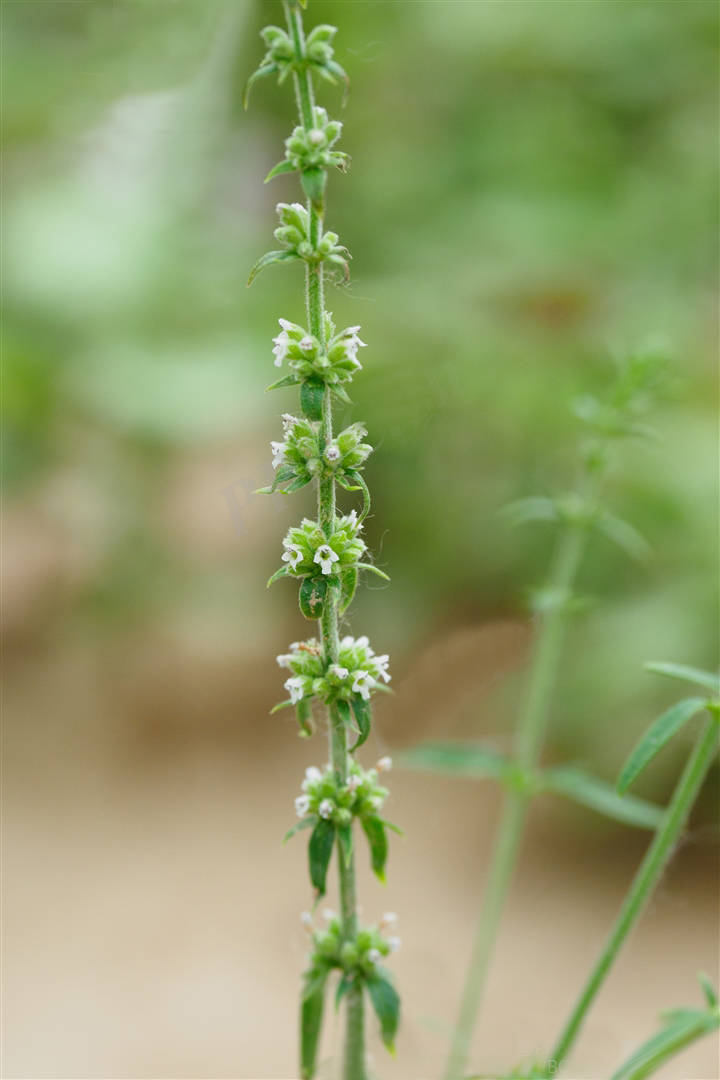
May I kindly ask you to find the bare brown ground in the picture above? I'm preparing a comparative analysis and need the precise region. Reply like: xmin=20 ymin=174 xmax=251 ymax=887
xmin=3 ymin=623 xmax=718 ymax=1080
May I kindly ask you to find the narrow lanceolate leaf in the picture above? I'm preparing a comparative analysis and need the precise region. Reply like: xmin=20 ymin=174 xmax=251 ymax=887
xmin=542 ymin=766 xmax=665 ymax=830
xmin=300 ymin=377 xmax=325 ymax=422
xmin=596 ymin=511 xmax=652 ymax=564
xmin=361 ymin=815 xmax=388 ymax=882
xmin=344 ymin=469 xmax=371 ymax=521
xmin=264 ymin=159 xmax=297 ymax=183
xmin=500 ymin=495 xmax=558 ymax=529
xmin=299 ymin=576 xmax=327 ymax=620
xmin=243 ymin=63 xmax=279 ymax=110
xmin=283 ymin=815 xmax=317 ymax=844
xmin=270 ymin=699 xmax=294 ymax=715
xmin=338 ymin=567 xmax=358 ymax=614
xmin=645 ymin=661 xmax=720 ymax=697
xmin=308 ymin=819 xmax=335 ymax=896
xmin=366 ymin=970 xmax=400 ymax=1052
xmin=609 ymin=1009 xmax=719 ymax=1080
xmin=350 ymin=695 xmax=371 ymax=749
xmin=334 ymin=699 xmax=358 ymax=735
xmin=698 ymin=972 xmax=718 ymax=1009
xmin=266 ymin=373 xmax=301 ymax=392
xmin=337 ymin=823 xmax=353 ymax=868
xmin=296 ymin=697 xmax=314 ymax=738
xmin=335 ymin=973 xmax=354 ymax=1010
xmin=300 ymin=969 xmax=329 ymax=1079
xmin=357 ymin=562 xmax=390 ymax=581
xmin=247 ymin=249 xmax=300 ymax=286
xmin=397 ymin=741 xmax=511 ymax=782
xmin=267 ymin=565 xmax=291 ymax=588
xmin=617 ymin=697 xmax=708 ymax=794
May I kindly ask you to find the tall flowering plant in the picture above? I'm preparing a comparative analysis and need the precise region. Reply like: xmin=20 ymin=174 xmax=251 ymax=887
xmin=245 ymin=4 xmax=400 ymax=1078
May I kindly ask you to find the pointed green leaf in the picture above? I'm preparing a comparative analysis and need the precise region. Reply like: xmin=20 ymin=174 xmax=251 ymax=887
xmin=266 ymin=373 xmax=301 ymax=392
xmin=270 ymin=699 xmax=294 ymax=715
xmin=366 ymin=970 xmax=400 ymax=1052
xmin=357 ymin=562 xmax=390 ymax=581
xmin=397 ymin=741 xmax=511 ymax=781
xmin=331 ymin=384 xmax=352 ymax=405
xmin=617 ymin=697 xmax=708 ymax=794
xmin=698 ymin=972 xmax=718 ymax=1009
xmin=335 ymin=973 xmax=354 ymax=1010
xmin=308 ymin=819 xmax=335 ymax=896
xmin=325 ymin=59 xmax=350 ymax=105
xmin=247 ymin=249 xmax=299 ymax=286
xmin=543 ymin=766 xmax=664 ymax=829
xmin=596 ymin=511 xmax=652 ymax=564
xmin=345 ymin=469 xmax=371 ymax=521
xmin=337 ymin=823 xmax=353 ymax=868
xmin=299 ymin=576 xmax=328 ymax=620
xmin=645 ymin=661 xmax=720 ymax=697
xmin=334 ymin=698 xmax=358 ymax=735
xmin=350 ymin=695 xmax=371 ymax=749
xmin=279 ymin=474 xmax=312 ymax=494
xmin=500 ymin=496 xmax=558 ymax=529
xmin=267 ymin=565 xmax=291 ymax=588
xmin=300 ymin=167 xmax=326 ymax=209
xmin=296 ymin=697 xmax=314 ymax=738
xmin=379 ymin=818 xmax=404 ymax=837
xmin=283 ymin=815 xmax=317 ymax=844
xmin=338 ymin=567 xmax=358 ymax=615
xmin=265 ymin=159 xmax=297 ymax=183
xmin=300 ymin=968 xmax=329 ymax=1079
xmin=361 ymin=815 xmax=388 ymax=882
xmin=243 ymin=62 xmax=279 ymax=110
xmin=300 ymin=377 xmax=326 ymax=422
xmin=609 ymin=1009 xmax=719 ymax=1080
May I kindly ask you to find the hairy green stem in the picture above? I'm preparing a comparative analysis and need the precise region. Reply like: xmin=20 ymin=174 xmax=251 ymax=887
xmin=444 ymin=520 xmax=588 ymax=1080
xmin=546 ymin=713 xmax=719 ymax=1076
xmin=283 ymin=5 xmax=366 ymax=1077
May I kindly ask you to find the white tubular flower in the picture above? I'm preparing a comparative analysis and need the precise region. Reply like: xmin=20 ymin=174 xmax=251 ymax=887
xmin=276 ymin=653 xmax=293 ymax=669
xmin=299 ymin=335 xmax=315 ymax=353
xmin=329 ymin=664 xmax=349 ymax=680
xmin=376 ymin=756 xmax=393 ymax=773
xmin=285 ymin=676 xmax=305 ymax=704
xmin=367 ymin=947 xmax=381 ymax=964
xmin=294 ymin=794 xmax=310 ymax=818
xmin=369 ymin=795 xmax=383 ymax=811
xmin=281 ymin=543 xmax=303 ymax=570
xmin=305 ymin=765 xmax=323 ymax=784
xmin=355 ymin=634 xmax=369 ymax=647
xmin=340 ymin=635 xmax=354 ymax=649
xmin=346 ymin=774 xmax=361 ymax=792
xmin=271 ymin=441 xmax=286 ymax=469
xmin=318 ymin=798 xmax=334 ymax=820
xmin=374 ymin=655 xmax=391 ymax=683
xmin=322 ymin=908 xmax=337 ymax=921
xmin=387 ymin=936 xmax=402 ymax=953
xmin=272 ymin=323 xmax=292 ymax=366
xmin=314 ymin=544 xmax=339 ymax=575
xmin=351 ymin=670 xmax=372 ymax=700
xmin=281 ymin=413 xmax=298 ymax=433
xmin=325 ymin=443 xmax=341 ymax=463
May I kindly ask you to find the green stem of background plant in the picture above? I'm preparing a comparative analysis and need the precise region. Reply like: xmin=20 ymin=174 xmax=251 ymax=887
xmin=545 ymin=711 xmax=719 ymax=1076
xmin=444 ymin=514 xmax=589 ymax=1080
xmin=284 ymin=4 xmax=366 ymax=1078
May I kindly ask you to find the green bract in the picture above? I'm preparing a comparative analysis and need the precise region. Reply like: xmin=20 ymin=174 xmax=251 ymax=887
xmin=244 ymin=22 xmax=348 ymax=110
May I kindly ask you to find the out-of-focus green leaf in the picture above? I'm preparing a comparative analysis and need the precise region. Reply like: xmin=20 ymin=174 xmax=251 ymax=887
xmin=542 ymin=765 xmax=664 ymax=829
xmin=645 ymin=662 xmax=720 ymax=697
xmin=617 ymin=697 xmax=708 ymax=794
xmin=308 ymin=819 xmax=334 ymax=896
xmin=609 ymin=1008 xmax=719 ymax=1080
xmin=366 ymin=969 xmax=400 ymax=1052
xmin=397 ymin=741 xmax=511 ymax=781
xmin=596 ymin=511 xmax=652 ymax=563
xmin=361 ymin=815 xmax=388 ymax=882
xmin=500 ymin=495 xmax=558 ymax=528
xmin=300 ymin=967 xmax=329 ymax=1079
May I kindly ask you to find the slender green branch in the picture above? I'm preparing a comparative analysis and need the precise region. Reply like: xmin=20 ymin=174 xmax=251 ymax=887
xmin=282 ymin=5 xmax=365 ymax=1076
xmin=443 ymin=519 xmax=589 ymax=1080
xmin=545 ymin=712 xmax=719 ymax=1075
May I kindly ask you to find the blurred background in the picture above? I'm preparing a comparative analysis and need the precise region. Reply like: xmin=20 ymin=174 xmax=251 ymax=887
xmin=2 ymin=1 xmax=718 ymax=1077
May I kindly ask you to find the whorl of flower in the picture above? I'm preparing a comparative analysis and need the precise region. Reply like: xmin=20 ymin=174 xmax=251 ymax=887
xmin=276 ymin=202 xmax=350 ymax=272
xmin=260 ymin=415 xmax=373 ymax=497
xmin=276 ymin=635 xmax=391 ymax=713
xmin=301 ymin=915 xmax=401 ymax=1052
xmin=292 ymin=760 xmax=389 ymax=826
xmin=270 ymin=312 xmax=366 ymax=385
xmin=278 ymin=512 xmax=365 ymax=579
xmin=243 ymin=23 xmax=348 ymax=110
xmin=268 ymin=106 xmax=348 ymax=180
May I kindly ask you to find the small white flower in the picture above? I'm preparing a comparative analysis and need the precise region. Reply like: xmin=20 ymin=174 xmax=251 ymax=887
xmin=380 ymin=912 xmax=398 ymax=927
xmin=367 ymin=948 xmax=381 ymax=964
xmin=318 ymin=798 xmax=334 ymax=820
xmin=300 ymin=911 xmax=314 ymax=927
xmin=302 ymin=765 xmax=323 ymax=790
xmin=347 ymin=774 xmax=361 ymax=792
xmin=271 ymin=440 xmax=286 ymax=469
xmin=314 ymin=544 xmax=339 ymax=575
xmin=299 ymin=335 xmax=315 ymax=353
xmin=294 ymin=794 xmax=310 ymax=818
xmin=351 ymin=670 xmax=372 ymax=700
xmin=308 ymin=128 xmax=325 ymax=146
xmin=281 ymin=543 xmax=304 ymax=570
xmin=276 ymin=653 xmax=293 ymax=669
xmin=278 ymin=318 xmax=294 ymax=332
xmin=376 ymin=756 xmax=393 ymax=773
xmin=285 ymin=676 xmax=305 ymax=704
xmin=325 ymin=443 xmax=341 ymax=463
xmin=369 ymin=795 xmax=383 ymax=811
xmin=322 ymin=908 xmax=337 ymax=922
xmin=329 ymin=664 xmax=349 ymax=680
xmin=355 ymin=634 xmax=369 ymax=647
xmin=374 ymin=654 xmax=391 ymax=683
xmin=272 ymin=329 xmax=291 ymax=367
xmin=340 ymin=635 xmax=355 ymax=649
xmin=281 ymin=413 xmax=297 ymax=433
xmin=387 ymin=935 xmax=402 ymax=953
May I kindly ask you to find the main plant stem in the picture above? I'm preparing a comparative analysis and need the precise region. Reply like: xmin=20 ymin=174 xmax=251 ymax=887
xmin=284 ymin=5 xmax=366 ymax=1077
xmin=546 ymin=713 xmax=719 ymax=1076
xmin=444 ymin=519 xmax=588 ymax=1080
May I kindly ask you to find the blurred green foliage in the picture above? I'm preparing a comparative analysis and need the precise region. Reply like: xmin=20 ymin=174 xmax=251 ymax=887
xmin=2 ymin=1 xmax=717 ymax=776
